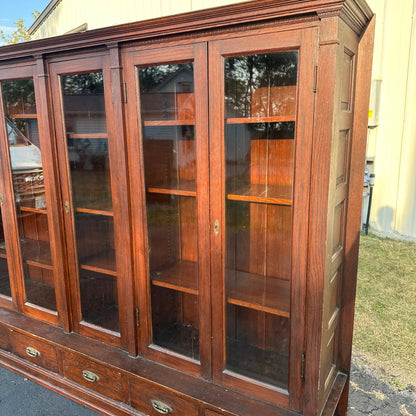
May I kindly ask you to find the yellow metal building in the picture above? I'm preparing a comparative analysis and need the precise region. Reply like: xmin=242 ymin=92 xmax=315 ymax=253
xmin=29 ymin=0 xmax=416 ymax=240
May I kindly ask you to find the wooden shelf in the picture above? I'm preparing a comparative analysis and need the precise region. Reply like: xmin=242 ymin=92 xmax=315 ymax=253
xmin=19 ymin=206 xmax=47 ymax=215
xmin=147 ymin=180 xmax=196 ymax=197
xmin=80 ymin=249 xmax=116 ymax=276
xmin=226 ymin=269 xmax=290 ymax=317
xmin=226 ymin=116 xmax=295 ymax=124
xmin=226 ymin=338 xmax=288 ymax=389
xmin=76 ymin=200 xmax=113 ymax=216
xmin=9 ymin=113 xmax=37 ymax=119
xmin=153 ymin=322 xmax=199 ymax=360
xmin=67 ymin=133 xmax=108 ymax=139
xmin=144 ymin=120 xmax=195 ymax=126
xmin=21 ymin=238 xmax=53 ymax=270
xmin=227 ymin=184 xmax=292 ymax=205
xmin=151 ymin=260 xmax=198 ymax=295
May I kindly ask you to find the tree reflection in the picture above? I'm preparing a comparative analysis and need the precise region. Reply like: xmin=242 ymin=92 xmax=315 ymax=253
xmin=225 ymin=52 xmax=298 ymax=118
xmin=2 ymin=79 xmax=36 ymax=115
xmin=62 ymin=72 xmax=104 ymax=95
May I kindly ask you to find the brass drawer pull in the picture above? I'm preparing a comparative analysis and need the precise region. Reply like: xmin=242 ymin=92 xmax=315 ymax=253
xmin=26 ymin=346 xmax=41 ymax=358
xmin=151 ymin=399 xmax=173 ymax=414
xmin=82 ymin=370 xmax=100 ymax=382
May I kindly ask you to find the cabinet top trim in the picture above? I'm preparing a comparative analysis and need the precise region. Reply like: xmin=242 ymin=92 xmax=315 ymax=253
xmin=0 ymin=0 xmax=372 ymax=62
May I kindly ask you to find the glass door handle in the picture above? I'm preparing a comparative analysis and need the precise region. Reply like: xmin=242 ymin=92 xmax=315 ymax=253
xmin=65 ymin=200 xmax=70 ymax=214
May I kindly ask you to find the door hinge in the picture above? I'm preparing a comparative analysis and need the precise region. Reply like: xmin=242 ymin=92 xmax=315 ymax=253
xmin=313 ymin=66 xmax=318 ymax=93
xmin=0 ymin=194 xmax=3 ymax=206
xmin=136 ymin=307 xmax=140 ymax=326
xmin=301 ymin=353 xmax=306 ymax=380
xmin=123 ymin=82 xmax=127 ymax=103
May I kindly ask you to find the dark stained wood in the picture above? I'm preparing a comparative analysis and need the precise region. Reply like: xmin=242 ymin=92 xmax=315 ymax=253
xmin=151 ymin=260 xmax=198 ymax=295
xmin=226 ymin=270 xmax=290 ymax=317
xmin=11 ymin=330 xmax=59 ymax=373
xmin=144 ymin=120 xmax=195 ymax=126
xmin=49 ymin=53 xmax=122 ymax=348
xmin=227 ymin=184 xmax=292 ymax=205
xmin=0 ymin=324 xmax=10 ymax=349
xmin=67 ymin=133 xmax=107 ymax=139
xmin=76 ymin=206 xmax=114 ymax=216
xmin=321 ymin=372 xmax=348 ymax=416
xmin=8 ymin=113 xmax=37 ymax=119
xmin=0 ymin=2 xmax=374 ymax=415
xmin=18 ymin=206 xmax=48 ymax=215
xmin=336 ymin=16 xmax=375 ymax=416
xmin=227 ymin=115 xmax=295 ymax=124
xmin=62 ymin=350 xmax=127 ymax=402
xmin=304 ymin=14 xmax=340 ymax=416
xmin=80 ymin=249 xmax=116 ymax=276
xmin=0 ymin=1 xmax=372 ymax=63
xmin=147 ymin=180 xmax=196 ymax=197
xmin=129 ymin=376 xmax=200 ymax=416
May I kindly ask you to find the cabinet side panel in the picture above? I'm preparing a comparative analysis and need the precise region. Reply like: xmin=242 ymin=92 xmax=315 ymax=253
xmin=318 ymin=17 xmax=373 ymax=413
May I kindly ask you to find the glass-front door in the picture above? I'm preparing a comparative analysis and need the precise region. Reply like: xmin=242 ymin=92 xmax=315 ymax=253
xmin=209 ymin=28 xmax=316 ymax=409
xmin=0 ymin=77 xmax=58 ymax=313
xmin=123 ymin=43 xmax=210 ymax=376
xmin=49 ymin=55 xmax=131 ymax=347
xmin=223 ymin=50 xmax=298 ymax=389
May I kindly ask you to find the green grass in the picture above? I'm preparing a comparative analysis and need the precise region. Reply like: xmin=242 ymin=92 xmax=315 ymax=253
xmin=353 ymin=233 xmax=416 ymax=390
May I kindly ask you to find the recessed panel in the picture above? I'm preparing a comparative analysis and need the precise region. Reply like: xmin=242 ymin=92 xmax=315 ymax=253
xmin=336 ymin=130 xmax=351 ymax=186
xmin=341 ymin=48 xmax=355 ymax=111
xmin=332 ymin=201 xmax=345 ymax=256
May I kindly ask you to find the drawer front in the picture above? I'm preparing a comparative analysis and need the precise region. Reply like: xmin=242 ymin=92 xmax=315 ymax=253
xmin=0 ymin=324 xmax=10 ymax=350
xmin=11 ymin=331 xmax=59 ymax=373
xmin=62 ymin=351 xmax=125 ymax=402
xmin=129 ymin=377 xmax=199 ymax=416
xmin=205 ymin=411 xmax=224 ymax=416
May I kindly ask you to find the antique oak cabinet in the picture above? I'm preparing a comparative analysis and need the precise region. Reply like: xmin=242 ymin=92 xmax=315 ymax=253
xmin=0 ymin=1 xmax=374 ymax=415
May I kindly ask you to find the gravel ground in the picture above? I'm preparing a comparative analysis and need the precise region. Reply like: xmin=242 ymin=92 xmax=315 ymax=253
xmin=349 ymin=357 xmax=416 ymax=416
xmin=1 ymin=357 xmax=415 ymax=415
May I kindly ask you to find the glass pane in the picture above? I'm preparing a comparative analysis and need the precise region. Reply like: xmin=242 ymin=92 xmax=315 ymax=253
xmin=2 ymin=79 xmax=57 ymax=311
xmin=0 ymin=207 xmax=11 ymax=298
xmin=61 ymin=72 xmax=118 ymax=332
xmin=224 ymin=51 xmax=298 ymax=388
xmin=138 ymin=63 xmax=199 ymax=359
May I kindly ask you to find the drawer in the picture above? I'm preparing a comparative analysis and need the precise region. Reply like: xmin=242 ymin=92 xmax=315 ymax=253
xmin=0 ymin=325 xmax=11 ymax=350
xmin=129 ymin=377 xmax=199 ymax=416
xmin=11 ymin=331 xmax=59 ymax=373
xmin=62 ymin=351 xmax=125 ymax=402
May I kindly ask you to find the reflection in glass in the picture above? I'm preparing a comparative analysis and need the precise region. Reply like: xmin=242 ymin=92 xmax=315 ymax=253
xmin=0 ymin=208 xmax=11 ymax=298
xmin=2 ymin=79 xmax=57 ymax=311
xmin=139 ymin=63 xmax=199 ymax=359
xmin=225 ymin=52 xmax=298 ymax=119
xmin=61 ymin=72 xmax=119 ymax=332
xmin=224 ymin=52 xmax=298 ymax=388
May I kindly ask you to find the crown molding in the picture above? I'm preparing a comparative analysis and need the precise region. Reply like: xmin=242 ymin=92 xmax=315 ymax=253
xmin=0 ymin=0 xmax=373 ymax=62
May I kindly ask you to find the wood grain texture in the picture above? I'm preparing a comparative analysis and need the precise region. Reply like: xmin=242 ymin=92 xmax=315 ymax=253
xmin=0 ymin=0 xmax=371 ymax=62
xmin=336 ymin=15 xmax=375 ymax=416
xmin=0 ymin=2 xmax=374 ymax=415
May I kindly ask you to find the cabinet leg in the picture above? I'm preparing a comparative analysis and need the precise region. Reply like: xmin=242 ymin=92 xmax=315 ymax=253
xmin=335 ymin=375 xmax=350 ymax=416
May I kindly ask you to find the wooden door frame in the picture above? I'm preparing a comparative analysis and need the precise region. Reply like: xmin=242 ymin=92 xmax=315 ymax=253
xmin=0 ymin=61 xmax=69 ymax=327
xmin=122 ymin=42 xmax=210 ymax=378
xmin=47 ymin=50 xmax=135 ymax=350
xmin=208 ymin=26 xmax=318 ymax=411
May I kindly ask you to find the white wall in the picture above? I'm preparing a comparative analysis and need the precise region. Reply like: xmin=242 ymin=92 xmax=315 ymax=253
xmin=366 ymin=0 xmax=416 ymax=240
xmin=30 ymin=0 xmax=245 ymax=39
xmin=31 ymin=0 xmax=416 ymax=239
